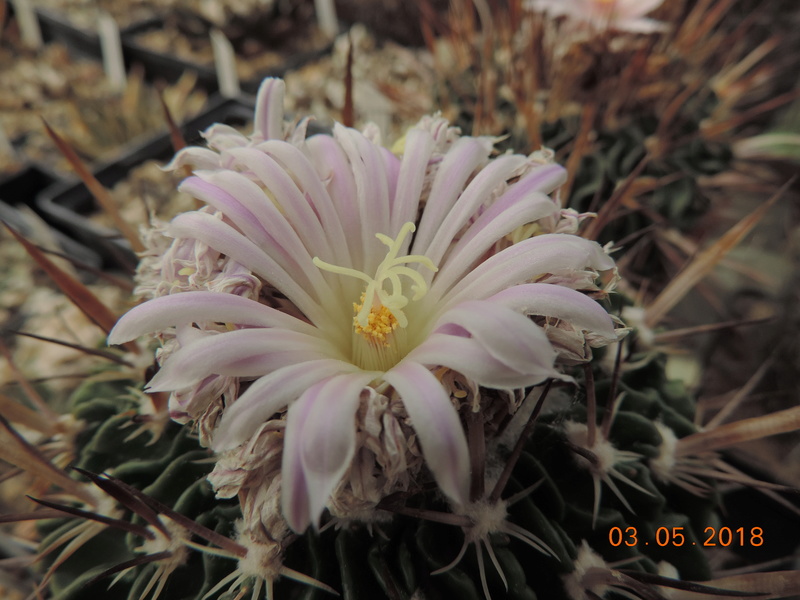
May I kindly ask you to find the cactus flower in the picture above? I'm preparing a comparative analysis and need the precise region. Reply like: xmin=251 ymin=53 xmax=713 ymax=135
xmin=527 ymin=0 xmax=667 ymax=33
xmin=109 ymin=78 xmax=619 ymax=534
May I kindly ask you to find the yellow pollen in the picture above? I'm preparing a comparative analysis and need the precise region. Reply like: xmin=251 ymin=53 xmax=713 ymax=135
xmin=352 ymin=293 xmax=398 ymax=346
xmin=312 ymin=221 xmax=438 ymax=333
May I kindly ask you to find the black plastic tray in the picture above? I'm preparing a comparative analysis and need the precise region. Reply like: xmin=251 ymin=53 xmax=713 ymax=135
xmin=35 ymin=8 xmax=102 ymax=58
xmin=120 ymin=20 xmax=218 ymax=91
xmin=0 ymin=164 xmax=101 ymax=268
xmin=35 ymin=96 xmax=256 ymax=271
xmin=24 ymin=7 xmax=333 ymax=93
xmin=33 ymin=7 xmax=161 ymax=60
xmin=121 ymin=22 xmax=334 ymax=94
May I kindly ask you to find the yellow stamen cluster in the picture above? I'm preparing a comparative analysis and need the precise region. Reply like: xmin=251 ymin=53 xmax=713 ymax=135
xmin=352 ymin=293 xmax=398 ymax=346
xmin=313 ymin=222 xmax=438 ymax=370
xmin=313 ymin=221 xmax=437 ymax=338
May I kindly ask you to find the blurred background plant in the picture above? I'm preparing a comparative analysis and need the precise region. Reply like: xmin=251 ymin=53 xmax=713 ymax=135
xmin=420 ymin=0 xmax=800 ymax=431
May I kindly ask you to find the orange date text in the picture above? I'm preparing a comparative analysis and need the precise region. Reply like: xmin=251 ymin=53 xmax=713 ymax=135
xmin=608 ymin=526 xmax=763 ymax=548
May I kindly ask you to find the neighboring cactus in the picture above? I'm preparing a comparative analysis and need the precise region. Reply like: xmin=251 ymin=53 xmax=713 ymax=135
xmin=426 ymin=0 xmax=794 ymax=292
xmin=9 ymin=324 xmax=798 ymax=600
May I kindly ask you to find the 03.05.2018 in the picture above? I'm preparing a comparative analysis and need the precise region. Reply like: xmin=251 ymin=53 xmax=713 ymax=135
xmin=608 ymin=526 xmax=764 ymax=547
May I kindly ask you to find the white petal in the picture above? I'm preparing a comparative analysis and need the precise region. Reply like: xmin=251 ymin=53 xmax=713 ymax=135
xmin=108 ymin=292 xmax=319 ymax=345
xmin=489 ymin=283 xmax=617 ymax=341
xmin=435 ymin=190 xmax=559 ymax=293
xmin=391 ymin=128 xmax=435 ymax=244
xmin=299 ymin=372 xmax=376 ymax=528
xmin=406 ymin=333 xmax=558 ymax=389
xmin=432 ymin=300 xmax=555 ymax=375
xmin=422 ymin=154 xmax=529 ymax=272
xmin=252 ymin=78 xmax=286 ymax=142
xmin=412 ymin=137 xmax=493 ymax=257
xmin=431 ymin=234 xmax=614 ymax=310
xmin=384 ymin=361 xmax=470 ymax=506
xmin=169 ymin=211 xmax=339 ymax=327
xmin=213 ymin=359 xmax=366 ymax=452
xmin=333 ymin=124 xmax=392 ymax=273
xmin=146 ymin=328 xmax=343 ymax=392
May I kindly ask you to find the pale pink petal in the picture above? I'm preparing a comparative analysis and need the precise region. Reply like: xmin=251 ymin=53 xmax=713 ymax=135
xmin=617 ymin=0 xmax=664 ymax=17
xmin=383 ymin=361 xmax=470 ymax=506
xmin=281 ymin=393 xmax=311 ymax=532
xmin=613 ymin=17 xmax=668 ymax=33
xmin=146 ymin=328 xmax=344 ymax=392
xmin=227 ymin=147 xmax=336 ymax=263
xmin=303 ymin=134 xmax=362 ymax=267
xmin=489 ymin=283 xmax=617 ymax=342
xmin=451 ymin=162 xmax=567 ymax=255
xmin=169 ymin=211 xmax=340 ymax=327
xmin=514 ymin=162 xmax=568 ymax=196
xmin=406 ymin=333 xmax=559 ymax=389
xmin=203 ymin=124 xmax=250 ymax=152
xmin=108 ymin=292 xmax=319 ymax=345
xmin=435 ymin=191 xmax=559 ymax=293
xmin=252 ymin=78 xmax=286 ymax=142
xmin=163 ymin=147 xmax=221 ymax=172
xmin=256 ymin=140 xmax=352 ymax=268
xmin=212 ymin=359 xmax=366 ymax=451
xmin=381 ymin=145 xmax=401 ymax=220
xmin=299 ymin=372 xmax=377 ymax=528
xmin=422 ymin=154 xmax=529 ymax=273
xmin=525 ymin=0 xmax=572 ymax=17
xmin=527 ymin=0 xmax=666 ymax=32
xmin=391 ymin=128 xmax=435 ymax=240
xmin=333 ymin=124 xmax=392 ymax=272
xmin=282 ymin=372 xmax=376 ymax=531
xmin=187 ymin=171 xmax=333 ymax=298
xmin=432 ymin=300 xmax=555 ymax=375
xmin=179 ymin=176 xmax=272 ymax=247
xmin=412 ymin=137 xmax=493 ymax=257
xmin=167 ymin=372 xmax=230 ymax=422
xmin=431 ymin=234 xmax=614 ymax=309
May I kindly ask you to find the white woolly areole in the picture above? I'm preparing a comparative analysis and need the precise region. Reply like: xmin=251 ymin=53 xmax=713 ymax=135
xmin=564 ymin=421 xmax=618 ymax=473
xmin=136 ymin=519 xmax=190 ymax=571
xmin=562 ymin=541 xmax=611 ymax=600
xmin=237 ymin=530 xmax=283 ymax=581
xmin=462 ymin=499 xmax=509 ymax=541
xmin=656 ymin=561 xmax=680 ymax=598
xmin=650 ymin=421 xmax=679 ymax=483
xmin=620 ymin=306 xmax=655 ymax=348
xmin=657 ymin=560 xmax=679 ymax=579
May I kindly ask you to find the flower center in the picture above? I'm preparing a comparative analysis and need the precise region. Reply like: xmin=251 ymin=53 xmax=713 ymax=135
xmin=352 ymin=293 xmax=398 ymax=345
xmin=313 ymin=222 xmax=438 ymax=370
